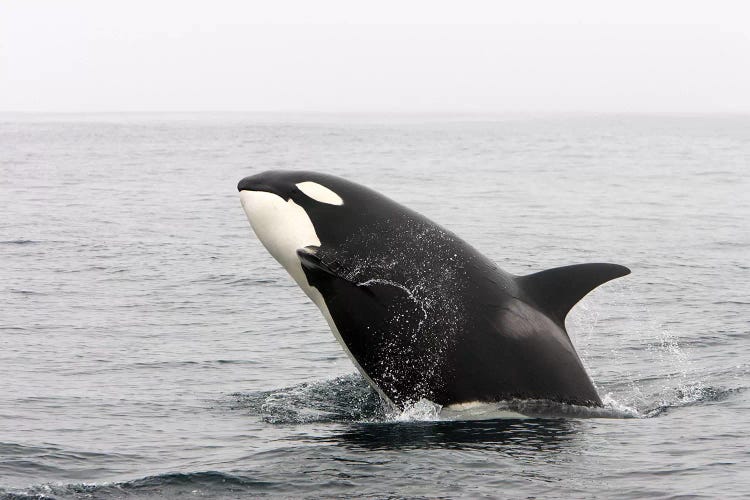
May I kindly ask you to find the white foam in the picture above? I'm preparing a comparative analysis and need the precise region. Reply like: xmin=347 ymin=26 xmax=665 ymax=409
xmin=600 ymin=393 xmax=641 ymax=418
xmin=391 ymin=399 xmax=442 ymax=422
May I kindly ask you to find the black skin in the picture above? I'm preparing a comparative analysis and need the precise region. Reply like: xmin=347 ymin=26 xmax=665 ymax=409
xmin=239 ymin=171 xmax=630 ymax=408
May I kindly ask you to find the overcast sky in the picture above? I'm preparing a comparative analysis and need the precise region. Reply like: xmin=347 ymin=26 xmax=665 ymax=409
xmin=1 ymin=0 xmax=749 ymax=113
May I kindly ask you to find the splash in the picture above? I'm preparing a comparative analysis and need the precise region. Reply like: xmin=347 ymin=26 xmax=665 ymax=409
xmin=359 ymin=277 xmax=430 ymax=326
xmin=389 ymin=398 xmax=443 ymax=422
xmin=600 ymin=393 xmax=640 ymax=418
xmin=229 ymin=374 xmax=385 ymax=424
xmin=230 ymin=375 xmax=669 ymax=424
xmin=569 ymin=283 xmax=740 ymax=418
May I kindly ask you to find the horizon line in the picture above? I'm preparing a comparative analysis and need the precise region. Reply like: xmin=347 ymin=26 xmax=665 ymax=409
xmin=2 ymin=110 xmax=750 ymax=116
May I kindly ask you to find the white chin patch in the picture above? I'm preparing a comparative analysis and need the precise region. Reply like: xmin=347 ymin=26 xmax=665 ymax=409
xmin=296 ymin=181 xmax=344 ymax=206
xmin=239 ymin=190 xmax=320 ymax=290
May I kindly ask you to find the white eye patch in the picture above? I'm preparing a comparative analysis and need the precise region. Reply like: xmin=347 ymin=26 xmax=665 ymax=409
xmin=296 ymin=181 xmax=344 ymax=206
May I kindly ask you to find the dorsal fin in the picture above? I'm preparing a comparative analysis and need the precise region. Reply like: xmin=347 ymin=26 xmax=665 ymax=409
xmin=518 ymin=263 xmax=630 ymax=327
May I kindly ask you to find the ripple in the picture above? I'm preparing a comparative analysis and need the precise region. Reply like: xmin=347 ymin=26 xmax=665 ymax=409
xmin=0 ymin=239 xmax=36 ymax=245
xmin=229 ymin=374 xmax=385 ymax=424
xmin=640 ymin=386 xmax=743 ymax=418
xmin=0 ymin=471 xmax=276 ymax=499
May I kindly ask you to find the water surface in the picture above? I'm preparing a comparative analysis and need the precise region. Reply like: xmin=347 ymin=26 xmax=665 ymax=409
xmin=1 ymin=113 xmax=748 ymax=498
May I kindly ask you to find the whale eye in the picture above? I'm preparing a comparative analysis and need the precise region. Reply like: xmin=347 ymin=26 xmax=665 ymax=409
xmin=295 ymin=181 xmax=344 ymax=206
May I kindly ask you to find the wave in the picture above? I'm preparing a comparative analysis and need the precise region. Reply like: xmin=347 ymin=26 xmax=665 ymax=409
xmin=0 ymin=471 xmax=275 ymax=500
xmin=228 ymin=373 xmax=741 ymax=424
xmin=0 ymin=239 xmax=36 ymax=245
xmin=636 ymin=385 xmax=742 ymax=418
xmin=229 ymin=374 xmax=385 ymax=424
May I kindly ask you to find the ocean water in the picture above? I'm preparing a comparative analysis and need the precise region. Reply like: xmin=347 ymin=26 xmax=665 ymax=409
xmin=1 ymin=113 xmax=748 ymax=499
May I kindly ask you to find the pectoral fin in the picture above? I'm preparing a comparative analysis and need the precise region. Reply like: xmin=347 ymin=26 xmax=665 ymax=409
xmin=297 ymin=247 xmax=409 ymax=309
xmin=296 ymin=246 xmax=349 ymax=282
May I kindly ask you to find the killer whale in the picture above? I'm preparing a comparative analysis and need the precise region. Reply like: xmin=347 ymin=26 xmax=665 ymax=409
xmin=238 ymin=171 xmax=629 ymax=408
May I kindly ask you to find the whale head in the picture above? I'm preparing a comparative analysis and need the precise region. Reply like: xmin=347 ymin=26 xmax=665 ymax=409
xmin=237 ymin=170 xmax=354 ymax=288
xmin=239 ymin=170 xmax=413 ymax=404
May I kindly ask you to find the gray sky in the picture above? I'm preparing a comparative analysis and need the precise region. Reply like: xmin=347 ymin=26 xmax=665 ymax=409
xmin=2 ymin=0 xmax=749 ymax=113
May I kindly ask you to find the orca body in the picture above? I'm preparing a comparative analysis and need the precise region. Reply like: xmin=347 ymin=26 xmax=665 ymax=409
xmin=238 ymin=171 xmax=629 ymax=408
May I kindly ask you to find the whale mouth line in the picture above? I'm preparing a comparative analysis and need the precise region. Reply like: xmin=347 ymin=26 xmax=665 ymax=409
xmin=238 ymin=184 xmax=272 ymax=193
xmin=237 ymin=177 xmax=287 ymax=197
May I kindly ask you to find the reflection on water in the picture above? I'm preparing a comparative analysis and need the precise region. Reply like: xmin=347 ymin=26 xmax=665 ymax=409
xmin=322 ymin=418 xmax=579 ymax=453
